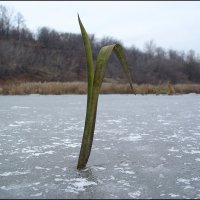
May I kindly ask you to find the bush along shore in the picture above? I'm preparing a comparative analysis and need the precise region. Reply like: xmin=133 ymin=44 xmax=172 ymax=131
xmin=0 ymin=81 xmax=200 ymax=95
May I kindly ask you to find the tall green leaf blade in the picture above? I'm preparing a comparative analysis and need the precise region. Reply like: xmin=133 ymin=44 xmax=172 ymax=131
xmin=77 ymin=45 xmax=115 ymax=169
xmin=77 ymin=43 xmax=134 ymax=169
xmin=77 ymin=15 xmax=95 ymax=169
xmin=77 ymin=14 xmax=94 ymax=103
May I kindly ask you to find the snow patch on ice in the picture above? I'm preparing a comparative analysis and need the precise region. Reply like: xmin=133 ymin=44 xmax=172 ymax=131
xmin=168 ymin=147 xmax=179 ymax=152
xmin=34 ymin=150 xmax=54 ymax=156
xmin=181 ymin=136 xmax=196 ymax=142
xmin=168 ymin=193 xmax=180 ymax=197
xmin=30 ymin=192 xmax=42 ymax=197
xmin=33 ymin=182 xmax=40 ymax=185
xmin=15 ymin=121 xmax=35 ymax=124
xmin=9 ymin=124 xmax=21 ymax=127
xmin=124 ymin=170 xmax=135 ymax=175
xmin=92 ymin=166 xmax=106 ymax=171
xmin=171 ymin=133 xmax=178 ymax=138
xmin=193 ymin=133 xmax=200 ymax=136
xmin=159 ymin=174 xmax=164 ymax=178
xmin=35 ymin=166 xmax=46 ymax=170
xmin=55 ymin=178 xmax=63 ymax=182
xmin=21 ymin=146 xmax=55 ymax=157
xmin=191 ymin=177 xmax=200 ymax=181
xmin=65 ymin=178 xmax=97 ymax=193
xmin=107 ymin=119 xmax=121 ymax=123
xmin=160 ymin=157 xmax=166 ymax=161
xmin=184 ymin=185 xmax=194 ymax=189
xmin=117 ymin=180 xmax=130 ymax=187
xmin=184 ymin=185 xmax=194 ymax=190
xmin=67 ymin=143 xmax=80 ymax=148
xmin=114 ymin=166 xmax=135 ymax=175
xmin=11 ymin=106 xmax=30 ymax=109
xmin=120 ymin=163 xmax=129 ymax=167
xmin=162 ymin=122 xmax=170 ymax=125
xmin=94 ymin=138 xmax=106 ymax=141
xmin=128 ymin=191 xmax=141 ymax=198
xmin=68 ymin=155 xmax=78 ymax=158
xmin=120 ymin=134 xmax=142 ymax=142
xmin=0 ymin=170 xmax=30 ymax=176
xmin=62 ymin=167 xmax=67 ymax=171
xmin=183 ymin=150 xmax=200 ymax=154
xmin=177 ymin=178 xmax=190 ymax=185
xmin=0 ymin=183 xmax=32 ymax=190
xmin=103 ymin=147 xmax=111 ymax=150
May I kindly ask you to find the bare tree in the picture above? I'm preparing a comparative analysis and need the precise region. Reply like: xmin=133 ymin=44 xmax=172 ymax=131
xmin=144 ymin=40 xmax=157 ymax=58
xmin=14 ymin=12 xmax=25 ymax=40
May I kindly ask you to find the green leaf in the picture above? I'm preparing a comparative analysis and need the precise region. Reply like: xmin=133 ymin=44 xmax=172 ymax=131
xmin=77 ymin=14 xmax=94 ymax=104
xmin=77 ymin=16 xmax=134 ymax=170
xmin=77 ymin=14 xmax=95 ymax=169
xmin=93 ymin=44 xmax=133 ymax=93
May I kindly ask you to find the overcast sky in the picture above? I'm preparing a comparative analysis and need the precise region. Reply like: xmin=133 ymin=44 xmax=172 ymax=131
xmin=1 ymin=1 xmax=200 ymax=54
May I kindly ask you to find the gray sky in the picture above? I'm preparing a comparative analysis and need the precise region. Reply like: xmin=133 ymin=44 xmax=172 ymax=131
xmin=1 ymin=1 xmax=200 ymax=53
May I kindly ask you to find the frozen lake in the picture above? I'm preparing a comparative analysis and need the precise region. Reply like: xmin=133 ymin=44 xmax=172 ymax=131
xmin=0 ymin=94 xmax=200 ymax=199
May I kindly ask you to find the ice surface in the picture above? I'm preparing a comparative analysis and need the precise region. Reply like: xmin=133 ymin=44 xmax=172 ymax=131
xmin=0 ymin=94 xmax=200 ymax=199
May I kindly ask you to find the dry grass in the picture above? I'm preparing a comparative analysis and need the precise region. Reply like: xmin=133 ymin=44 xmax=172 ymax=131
xmin=173 ymin=84 xmax=200 ymax=94
xmin=0 ymin=81 xmax=200 ymax=95
xmin=0 ymin=82 xmax=87 ymax=95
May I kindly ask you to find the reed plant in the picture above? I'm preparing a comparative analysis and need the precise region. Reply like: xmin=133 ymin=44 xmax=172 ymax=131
xmin=77 ymin=15 xmax=134 ymax=169
xmin=1 ymin=82 xmax=200 ymax=95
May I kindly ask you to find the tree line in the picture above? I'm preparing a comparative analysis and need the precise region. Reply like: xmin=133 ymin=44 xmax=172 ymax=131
xmin=0 ymin=4 xmax=200 ymax=84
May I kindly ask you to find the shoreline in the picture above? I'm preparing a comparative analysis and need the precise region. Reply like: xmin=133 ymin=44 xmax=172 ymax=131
xmin=0 ymin=81 xmax=200 ymax=95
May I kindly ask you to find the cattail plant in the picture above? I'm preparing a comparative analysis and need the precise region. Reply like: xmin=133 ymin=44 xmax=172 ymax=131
xmin=77 ymin=15 xmax=134 ymax=169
